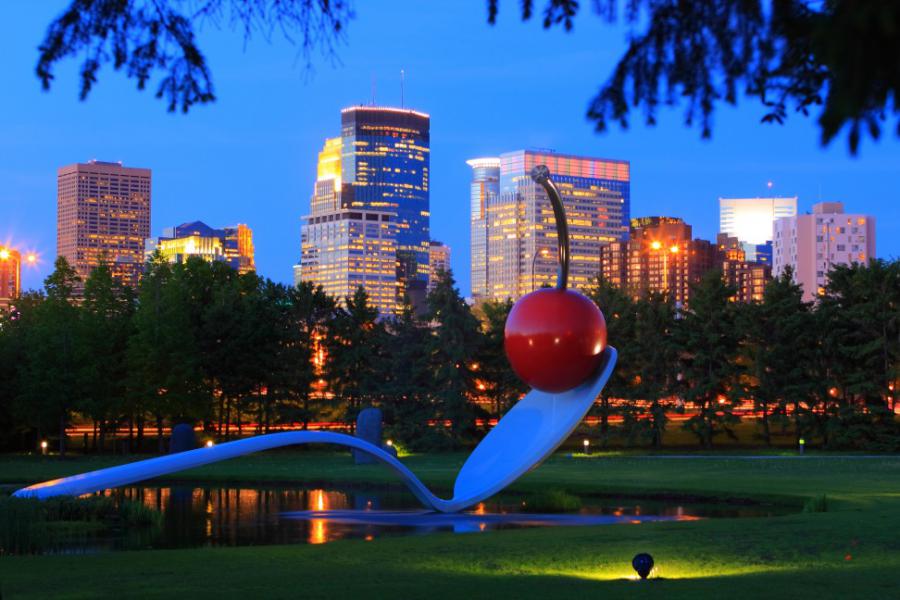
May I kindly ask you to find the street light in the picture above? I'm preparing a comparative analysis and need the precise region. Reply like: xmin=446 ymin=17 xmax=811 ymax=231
xmin=582 ymin=438 xmax=590 ymax=455
xmin=25 ymin=253 xmax=38 ymax=266
xmin=40 ymin=440 xmax=48 ymax=455
xmin=531 ymin=247 xmax=551 ymax=291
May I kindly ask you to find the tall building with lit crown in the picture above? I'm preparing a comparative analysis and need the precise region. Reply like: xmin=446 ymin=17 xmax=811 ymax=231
xmin=301 ymin=106 xmax=428 ymax=314
xmin=0 ymin=246 xmax=21 ymax=311
xmin=719 ymin=196 xmax=797 ymax=260
xmin=147 ymin=221 xmax=255 ymax=274
xmin=773 ymin=202 xmax=876 ymax=302
xmin=427 ymin=240 xmax=451 ymax=293
xmin=339 ymin=106 xmax=430 ymax=297
xmin=479 ymin=150 xmax=630 ymax=301
xmin=301 ymin=132 xmax=401 ymax=315
xmin=57 ymin=160 xmax=151 ymax=292
xmin=467 ymin=157 xmax=500 ymax=300
xmin=600 ymin=217 xmax=717 ymax=308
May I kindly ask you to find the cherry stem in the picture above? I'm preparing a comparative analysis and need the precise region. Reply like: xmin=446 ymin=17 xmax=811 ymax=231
xmin=530 ymin=165 xmax=570 ymax=291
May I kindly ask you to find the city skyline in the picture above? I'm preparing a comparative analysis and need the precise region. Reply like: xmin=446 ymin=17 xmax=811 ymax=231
xmin=2 ymin=2 xmax=898 ymax=296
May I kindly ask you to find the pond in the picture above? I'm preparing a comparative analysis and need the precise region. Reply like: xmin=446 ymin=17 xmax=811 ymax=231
xmin=46 ymin=482 xmax=790 ymax=554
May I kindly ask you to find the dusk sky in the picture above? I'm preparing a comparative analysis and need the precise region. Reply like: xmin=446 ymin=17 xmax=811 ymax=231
xmin=2 ymin=2 xmax=898 ymax=295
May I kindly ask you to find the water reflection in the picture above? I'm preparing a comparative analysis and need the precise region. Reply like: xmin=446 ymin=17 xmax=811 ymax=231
xmin=61 ymin=484 xmax=788 ymax=554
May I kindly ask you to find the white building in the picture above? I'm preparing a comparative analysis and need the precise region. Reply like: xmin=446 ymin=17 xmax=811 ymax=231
xmin=773 ymin=202 xmax=876 ymax=302
xmin=720 ymin=197 xmax=797 ymax=246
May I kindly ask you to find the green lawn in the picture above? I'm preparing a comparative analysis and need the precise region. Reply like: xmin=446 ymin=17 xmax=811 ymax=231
xmin=2 ymin=451 xmax=900 ymax=599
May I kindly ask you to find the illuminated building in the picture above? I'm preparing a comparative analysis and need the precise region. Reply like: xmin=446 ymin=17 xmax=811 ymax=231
xmin=339 ymin=106 xmax=430 ymax=297
xmin=773 ymin=202 xmax=876 ymax=302
xmin=481 ymin=150 xmax=630 ymax=301
xmin=600 ymin=217 xmax=717 ymax=307
xmin=719 ymin=196 xmax=797 ymax=260
xmin=302 ymin=107 xmax=429 ymax=313
xmin=717 ymin=234 xmax=771 ymax=303
xmin=300 ymin=209 xmax=399 ymax=315
xmin=0 ymin=246 xmax=20 ymax=311
xmin=147 ymin=221 xmax=255 ymax=274
xmin=57 ymin=160 xmax=151 ymax=292
xmin=293 ymin=261 xmax=303 ymax=288
xmin=467 ymin=157 xmax=500 ymax=300
xmin=427 ymin=240 xmax=451 ymax=293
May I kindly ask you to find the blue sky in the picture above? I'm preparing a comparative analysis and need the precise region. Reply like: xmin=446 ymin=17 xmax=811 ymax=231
xmin=2 ymin=2 xmax=898 ymax=295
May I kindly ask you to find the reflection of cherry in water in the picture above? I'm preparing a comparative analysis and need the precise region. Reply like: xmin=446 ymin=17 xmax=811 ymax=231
xmin=504 ymin=166 xmax=608 ymax=393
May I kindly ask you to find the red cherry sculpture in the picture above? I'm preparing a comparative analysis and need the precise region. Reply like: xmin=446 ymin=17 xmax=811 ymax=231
xmin=505 ymin=288 xmax=607 ymax=393
xmin=504 ymin=164 xmax=609 ymax=393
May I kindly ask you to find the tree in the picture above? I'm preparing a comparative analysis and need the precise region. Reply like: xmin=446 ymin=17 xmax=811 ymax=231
xmin=37 ymin=0 xmax=351 ymax=113
xmin=37 ymin=1 xmax=900 ymax=150
xmin=674 ymin=270 xmax=741 ymax=448
xmin=382 ymin=299 xmax=434 ymax=448
xmin=128 ymin=254 xmax=208 ymax=451
xmin=324 ymin=287 xmax=386 ymax=427
xmin=425 ymin=270 xmax=486 ymax=445
xmin=16 ymin=257 xmax=85 ymax=455
xmin=586 ymin=276 xmax=636 ymax=445
xmin=630 ymin=292 xmax=678 ymax=448
xmin=738 ymin=268 xmax=813 ymax=446
xmin=818 ymin=260 xmax=900 ymax=450
xmin=272 ymin=281 xmax=336 ymax=429
xmin=475 ymin=299 xmax=527 ymax=419
xmin=81 ymin=260 xmax=135 ymax=451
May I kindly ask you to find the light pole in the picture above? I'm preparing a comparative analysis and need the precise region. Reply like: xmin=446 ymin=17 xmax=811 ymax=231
xmin=531 ymin=247 xmax=550 ymax=292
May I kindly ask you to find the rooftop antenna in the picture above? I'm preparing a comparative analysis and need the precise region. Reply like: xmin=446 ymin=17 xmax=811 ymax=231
xmin=400 ymin=69 xmax=405 ymax=108
xmin=371 ymin=74 xmax=377 ymax=106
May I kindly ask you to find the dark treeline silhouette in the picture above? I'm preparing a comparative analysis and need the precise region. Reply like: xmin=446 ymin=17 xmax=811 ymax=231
xmin=0 ymin=254 xmax=898 ymax=454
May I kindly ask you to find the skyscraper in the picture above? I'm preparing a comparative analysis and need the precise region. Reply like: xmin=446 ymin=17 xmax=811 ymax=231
xmin=301 ymin=209 xmax=399 ymax=315
xmin=340 ymin=106 xmax=430 ymax=295
xmin=57 ymin=160 xmax=151 ymax=291
xmin=301 ymin=106 xmax=429 ymax=314
xmin=479 ymin=150 xmax=630 ymax=301
xmin=427 ymin=240 xmax=451 ymax=293
xmin=773 ymin=202 xmax=876 ymax=302
xmin=147 ymin=221 xmax=255 ymax=274
xmin=466 ymin=157 xmax=500 ymax=300
xmin=600 ymin=217 xmax=718 ymax=308
xmin=0 ymin=246 xmax=20 ymax=311
xmin=719 ymin=196 xmax=797 ymax=260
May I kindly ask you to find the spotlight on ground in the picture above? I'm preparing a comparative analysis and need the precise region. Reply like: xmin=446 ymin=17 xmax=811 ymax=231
xmin=632 ymin=553 xmax=654 ymax=580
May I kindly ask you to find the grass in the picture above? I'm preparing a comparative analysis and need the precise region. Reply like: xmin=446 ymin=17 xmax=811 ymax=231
xmin=1 ymin=450 xmax=900 ymax=598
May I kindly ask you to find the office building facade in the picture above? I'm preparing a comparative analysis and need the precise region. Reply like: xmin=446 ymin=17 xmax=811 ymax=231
xmin=717 ymin=234 xmax=771 ymax=303
xmin=57 ymin=160 xmax=151 ymax=292
xmin=467 ymin=157 xmax=500 ymax=300
xmin=600 ymin=217 xmax=717 ymax=308
xmin=427 ymin=240 xmax=451 ymax=293
xmin=773 ymin=202 xmax=876 ymax=302
xmin=477 ymin=150 xmax=630 ymax=301
xmin=0 ymin=246 xmax=20 ymax=311
xmin=301 ymin=107 xmax=429 ymax=314
xmin=147 ymin=221 xmax=255 ymax=274
xmin=719 ymin=196 xmax=797 ymax=261
xmin=340 ymin=106 xmax=430 ymax=293
xmin=301 ymin=209 xmax=399 ymax=315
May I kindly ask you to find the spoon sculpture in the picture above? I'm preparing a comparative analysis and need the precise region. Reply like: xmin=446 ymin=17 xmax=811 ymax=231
xmin=14 ymin=166 xmax=617 ymax=512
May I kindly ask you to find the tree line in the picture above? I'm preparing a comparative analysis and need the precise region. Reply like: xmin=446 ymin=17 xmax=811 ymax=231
xmin=0 ymin=254 xmax=897 ymax=454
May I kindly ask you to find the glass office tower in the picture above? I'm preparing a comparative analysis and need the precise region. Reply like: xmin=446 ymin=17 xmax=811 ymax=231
xmin=340 ymin=107 xmax=430 ymax=299
xmin=466 ymin=157 xmax=500 ymax=300
xmin=481 ymin=150 xmax=630 ymax=300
